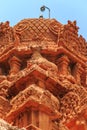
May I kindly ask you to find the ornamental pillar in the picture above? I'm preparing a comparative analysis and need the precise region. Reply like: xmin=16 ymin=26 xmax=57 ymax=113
xmin=57 ymin=55 xmax=70 ymax=76
xmin=9 ymin=56 xmax=21 ymax=75
xmin=73 ymin=63 xmax=83 ymax=85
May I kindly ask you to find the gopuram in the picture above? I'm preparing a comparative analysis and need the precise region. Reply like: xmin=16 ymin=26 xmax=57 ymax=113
xmin=0 ymin=18 xmax=87 ymax=130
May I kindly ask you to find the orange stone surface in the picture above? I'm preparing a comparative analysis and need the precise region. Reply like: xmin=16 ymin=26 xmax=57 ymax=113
xmin=0 ymin=18 xmax=87 ymax=130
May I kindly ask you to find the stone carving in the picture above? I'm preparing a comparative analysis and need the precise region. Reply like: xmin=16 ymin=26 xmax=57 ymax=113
xmin=79 ymin=35 xmax=87 ymax=56
xmin=60 ymin=92 xmax=81 ymax=123
xmin=0 ymin=119 xmax=26 ymax=130
xmin=0 ymin=21 xmax=14 ymax=45
xmin=0 ymin=18 xmax=87 ymax=130
xmin=58 ymin=20 xmax=87 ymax=58
xmin=10 ymin=84 xmax=60 ymax=116
xmin=13 ymin=19 xmax=58 ymax=42
xmin=58 ymin=123 xmax=69 ymax=130
xmin=49 ymin=19 xmax=62 ymax=35
xmin=27 ymin=50 xmax=58 ymax=73
xmin=52 ymin=121 xmax=69 ymax=130
xmin=9 ymin=56 xmax=21 ymax=76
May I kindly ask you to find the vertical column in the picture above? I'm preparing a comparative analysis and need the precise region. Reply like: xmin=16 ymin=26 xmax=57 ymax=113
xmin=73 ymin=63 xmax=83 ymax=85
xmin=9 ymin=56 xmax=21 ymax=75
xmin=25 ymin=109 xmax=51 ymax=130
xmin=39 ymin=111 xmax=50 ymax=130
xmin=0 ymin=67 xmax=3 ymax=75
xmin=23 ymin=111 xmax=28 ymax=127
xmin=31 ymin=110 xmax=39 ymax=127
xmin=57 ymin=55 xmax=70 ymax=76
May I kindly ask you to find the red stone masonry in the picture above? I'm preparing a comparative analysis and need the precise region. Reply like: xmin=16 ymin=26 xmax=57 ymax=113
xmin=0 ymin=18 xmax=87 ymax=130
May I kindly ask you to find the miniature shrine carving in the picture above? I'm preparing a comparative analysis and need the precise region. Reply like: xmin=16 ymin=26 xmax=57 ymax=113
xmin=0 ymin=18 xmax=87 ymax=130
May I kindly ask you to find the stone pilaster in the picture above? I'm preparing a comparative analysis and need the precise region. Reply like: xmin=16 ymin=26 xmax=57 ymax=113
xmin=57 ymin=55 xmax=70 ymax=76
xmin=73 ymin=63 xmax=83 ymax=85
xmin=9 ymin=56 xmax=21 ymax=75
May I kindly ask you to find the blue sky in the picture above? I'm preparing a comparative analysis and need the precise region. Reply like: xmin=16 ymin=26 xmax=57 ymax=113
xmin=0 ymin=0 xmax=87 ymax=40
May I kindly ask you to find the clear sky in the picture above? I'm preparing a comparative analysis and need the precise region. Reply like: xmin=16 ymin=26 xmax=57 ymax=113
xmin=0 ymin=0 xmax=87 ymax=40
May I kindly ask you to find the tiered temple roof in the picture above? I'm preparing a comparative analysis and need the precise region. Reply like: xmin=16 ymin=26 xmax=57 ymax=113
xmin=0 ymin=18 xmax=87 ymax=130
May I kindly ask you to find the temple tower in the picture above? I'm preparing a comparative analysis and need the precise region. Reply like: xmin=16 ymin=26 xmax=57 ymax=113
xmin=0 ymin=18 xmax=87 ymax=130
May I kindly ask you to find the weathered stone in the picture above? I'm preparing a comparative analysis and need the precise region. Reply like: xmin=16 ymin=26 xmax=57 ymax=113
xmin=0 ymin=119 xmax=26 ymax=130
xmin=0 ymin=18 xmax=87 ymax=130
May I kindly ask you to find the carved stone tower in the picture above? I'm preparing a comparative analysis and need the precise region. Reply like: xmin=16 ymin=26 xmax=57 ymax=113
xmin=0 ymin=18 xmax=87 ymax=130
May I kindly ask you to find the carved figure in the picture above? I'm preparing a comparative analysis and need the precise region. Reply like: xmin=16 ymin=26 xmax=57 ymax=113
xmin=0 ymin=18 xmax=86 ymax=130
